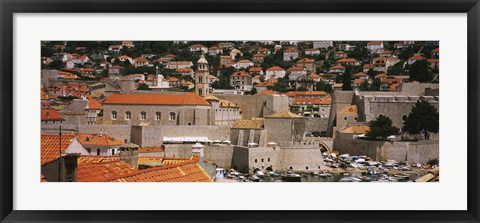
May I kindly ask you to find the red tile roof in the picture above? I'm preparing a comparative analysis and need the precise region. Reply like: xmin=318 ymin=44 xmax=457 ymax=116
xmin=249 ymin=67 xmax=263 ymax=72
xmin=77 ymin=156 xmax=135 ymax=182
xmin=231 ymin=71 xmax=251 ymax=77
xmin=134 ymin=57 xmax=149 ymax=62
xmin=189 ymin=44 xmax=207 ymax=48
xmin=41 ymin=109 xmax=65 ymax=121
xmin=87 ymin=96 xmax=103 ymax=110
xmin=293 ymin=97 xmax=331 ymax=105
xmin=368 ymin=41 xmax=383 ymax=45
xmin=104 ymin=156 xmax=213 ymax=182
xmin=431 ymin=48 xmax=439 ymax=53
xmin=409 ymin=55 xmax=426 ymax=60
xmin=336 ymin=58 xmax=359 ymax=63
xmin=297 ymin=58 xmax=314 ymax=63
xmin=309 ymin=73 xmax=321 ymax=78
xmin=353 ymin=72 xmax=367 ymax=77
xmin=266 ymin=66 xmax=285 ymax=71
xmin=287 ymin=66 xmax=306 ymax=72
xmin=284 ymin=48 xmax=300 ymax=52
xmin=427 ymin=59 xmax=439 ymax=63
xmin=78 ymin=133 xmax=124 ymax=147
xmin=255 ymin=90 xmax=280 ymax=95
xmin=253 ymin=53 xmax=266 ymax=57
xmin=330 ymin=65 xmax=346 ymax=69
xmin=104 ymin=93 xmax=210 ymax=106
xmin=41 ymin=134 xmax=76 ymax=165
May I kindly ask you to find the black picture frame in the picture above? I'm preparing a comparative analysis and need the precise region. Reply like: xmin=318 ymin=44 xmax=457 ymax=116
xmin=1 ymin=0 xmax=479 ymax=222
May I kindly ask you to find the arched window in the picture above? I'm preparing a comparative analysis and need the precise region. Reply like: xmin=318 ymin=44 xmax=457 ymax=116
xmin=402 ymin=115 xmax=408 ymax=121
xmin=261 ymin=158 xmax=264 ymax=162
xmin=169 ymin=112 xmax=176 ymax=121
xmin=125 ymin=111 xmax=131 ymax=120
xmin=111 ymin=111 xmax=117 ymax=120
xmin=156 ymin=112 xmax=161 ymax=120
xmin=140 ymin=111 xmax=146 ymax=120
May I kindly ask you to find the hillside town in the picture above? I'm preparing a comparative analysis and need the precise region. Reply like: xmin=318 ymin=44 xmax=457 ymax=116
xmin=41 ymin=41 xmax=440 ymax=183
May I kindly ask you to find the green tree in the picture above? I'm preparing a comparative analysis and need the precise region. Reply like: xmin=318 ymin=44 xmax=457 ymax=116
xmin=137 ymin=83 xmax=151 ymax=91
xmin=403 ymin=100 xmax=439 ymax=135
xmin=368 ymin=78 xmax=381 ymax=91
xmin=387 ymin=61 xmax=405 ymax=75
xmin=314 ymin=81 xmax=333 ymax=93
xmin=272 ymin=78 xmax=289 ymax=93
xmin=250 ymin=87 xmax=258 ymax=95
xmin=366 ymin=115 xmax=399 ymax=140
xmin=409 ymin=60 xmax=434 ymax=82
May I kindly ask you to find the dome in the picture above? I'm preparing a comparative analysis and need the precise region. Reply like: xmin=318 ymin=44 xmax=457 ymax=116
xmin=197 ymin=54 xmax=208 ymax=64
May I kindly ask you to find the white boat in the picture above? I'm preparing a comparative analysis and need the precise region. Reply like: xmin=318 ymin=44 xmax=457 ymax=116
xmin=319 ymin=172 xmax=332 ymax=177
xmin=339 ymin=177 xmax=361 ymax=182
xmin=256 ymin=171 xmax=266 ymax=177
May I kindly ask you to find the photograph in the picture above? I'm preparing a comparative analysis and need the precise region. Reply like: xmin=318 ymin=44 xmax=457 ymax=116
xmin=40 ymin=40 xmax=440 ymax=183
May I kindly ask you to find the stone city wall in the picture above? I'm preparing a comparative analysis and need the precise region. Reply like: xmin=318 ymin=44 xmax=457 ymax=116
xmin=334 ymin=133 xmax=439 ymax=163
xmin=305 ymin=117 xmax=329 ymax=132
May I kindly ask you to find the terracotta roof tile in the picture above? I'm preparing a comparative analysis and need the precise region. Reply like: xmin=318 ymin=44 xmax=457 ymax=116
xmin=231 ymin=71 xmax=251 ymax=77
xmin=266 ymin=110 xmax=303 ymax=118
xmin=336 ymin=58 xmax=359 ymax=63
xmin=104 ymin=156 xmax=213 ymax=182
xmin=255 ymin=90 xmax=280 ymax=95
xmin=77 ymin=156 xmax=135 ymax=182
xmin=340 ymin=125 xmax=370 ymax=134
xmin=41 ymin=134 xmax=76 ymax=165
xmin=41 ymin=109 xmax=65 ymax=121
xmin=339 ymin=105 xmax=358 ymax=114
xmin=232 ymin=119 xmax=264 ymax=129
xmin=266 ymin=66 xmax=285 ymax=71
xmin=104 ymin=93 xmax=210 ymax=106
xmin=78 ymin=133 xmax=124 ymax=147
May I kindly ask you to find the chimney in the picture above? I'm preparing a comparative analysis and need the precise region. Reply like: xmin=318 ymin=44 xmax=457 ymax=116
xmin=59 ymin=153 xmax=80 ymax=182
xmin=119 ymin=141 xmax=139 ymax=168
xmin=192 ymin=142 xmax=205 ymax=162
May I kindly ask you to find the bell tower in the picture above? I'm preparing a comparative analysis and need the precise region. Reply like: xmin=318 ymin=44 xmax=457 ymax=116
xmin=195 ymin=54 xmax=210 ymax=97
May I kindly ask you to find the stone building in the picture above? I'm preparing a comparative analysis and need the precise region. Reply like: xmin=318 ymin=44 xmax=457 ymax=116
xmin=326 ymin=83 xmax=440 ymax=137
xmin=195 ymin=54 xmax=210 ymax=97
xmin=313 ymin=41 xmax=333 ymax=49
xmin=230 ymin=71 xmax=253 ymax=91
xmin=102 ymin=92 xmax=214 ymax=125
xmin=283 ymin=48 xmax=301 ymax=61
xmin=296 ymin=58 xmax=317 ymax=73
xmin=204 ymin=95 xmax=242 ymax=126
xmin=264 ymin=111 xmax=306 ymax=144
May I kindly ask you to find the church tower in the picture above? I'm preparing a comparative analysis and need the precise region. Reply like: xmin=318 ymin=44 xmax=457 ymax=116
xmin=195 ymin=54 xmax=210 ymax=97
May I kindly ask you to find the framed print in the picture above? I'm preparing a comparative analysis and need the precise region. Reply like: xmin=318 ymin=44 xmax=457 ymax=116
xmin=1 ymin=0 xmax=479 ymax=222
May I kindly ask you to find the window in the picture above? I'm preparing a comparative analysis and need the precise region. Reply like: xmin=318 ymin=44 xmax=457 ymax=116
xmin=344 ymin=117 xmax=347 ymax=120
xmin=169 ymin=112 xmax=176 ymax=121
xmin=255 ymin=159 xmax=257 ymax=163
xmin=354 ymin=117 xmax=357 ymax=121
xmin=96 ymin=149 xmax=100 ymax=156
xmin=261 ymin=158 xmax=264 ymax=162
xmin=111 ymin=111 xmax=117 ymax=120
xmin=268 ymin=158 xmax=270 ymax=162
xmin=140 ymin=111 xmax=146 ymax=120
xmin=125 ymin=111 xmax=131 ymax=120
xmin=306 ymin=166 xmax=309 ymax=170
xmin=156 ymin=112 xmax=161 ymax=120
xmin=111 ymin=149 xmax=115 ymax=155
xmin=402 ymin=115 xmax=408 ymax=121
xmin=289 ymin=166 xmax=293 ymax=170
